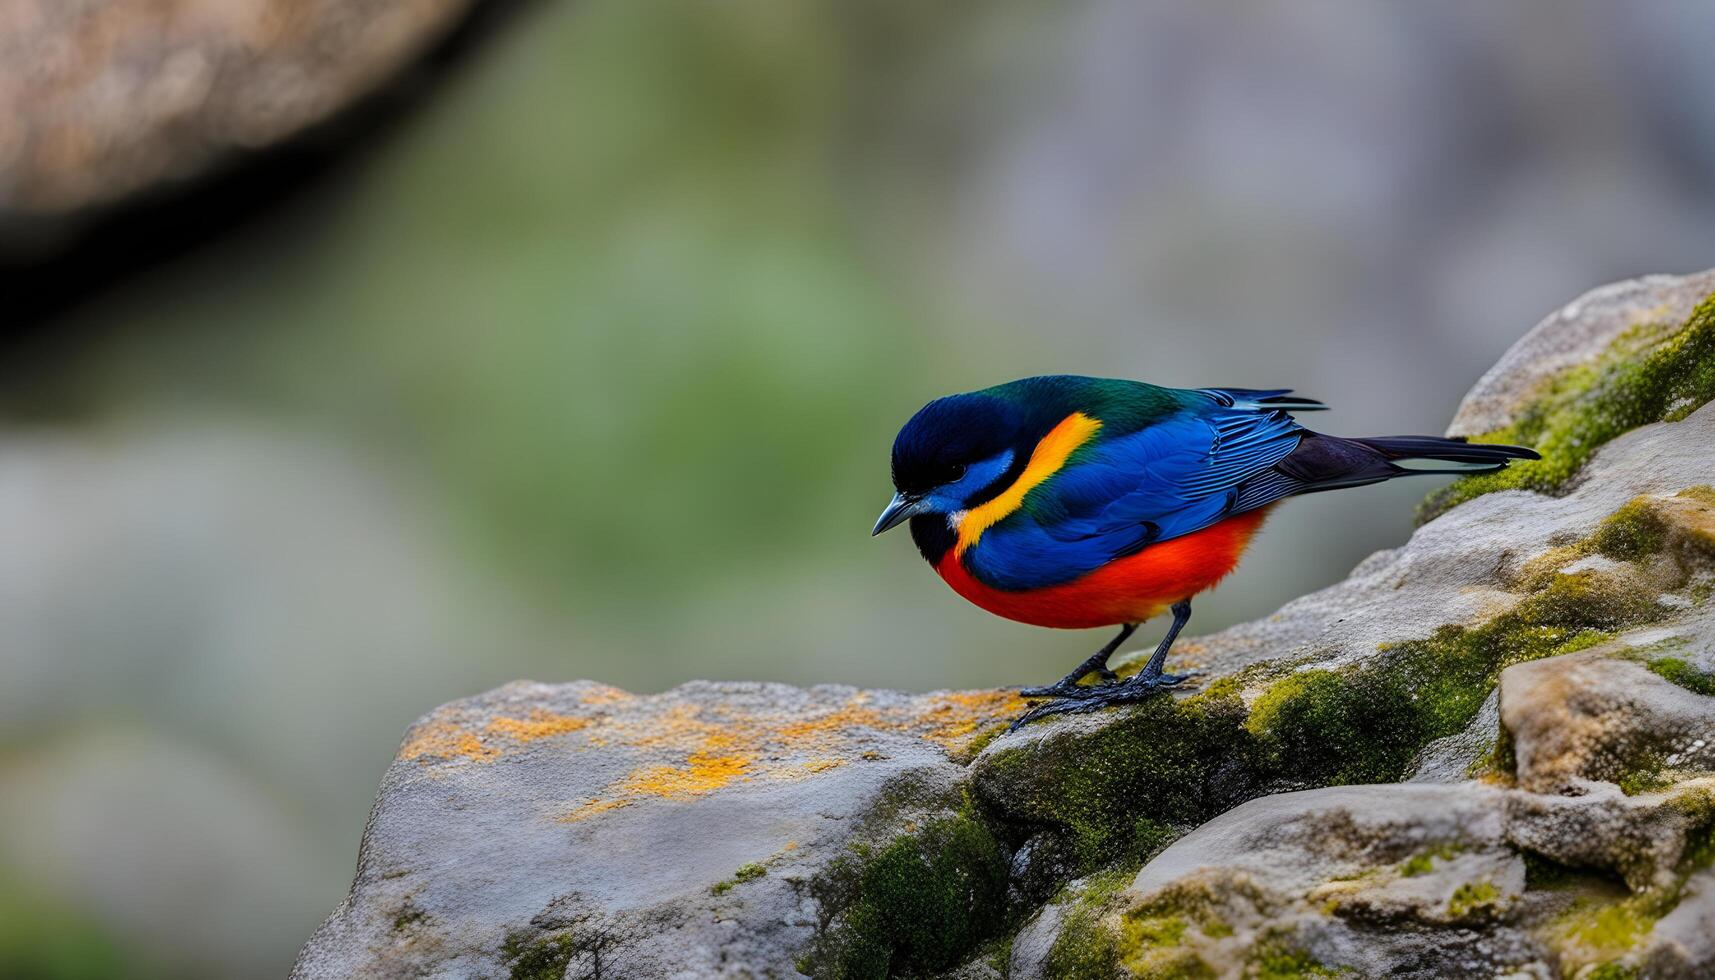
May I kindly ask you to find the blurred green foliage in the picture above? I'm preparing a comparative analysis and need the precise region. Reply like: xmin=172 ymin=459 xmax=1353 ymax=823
xmin=0 ymin=874 xmax=130 ymax=980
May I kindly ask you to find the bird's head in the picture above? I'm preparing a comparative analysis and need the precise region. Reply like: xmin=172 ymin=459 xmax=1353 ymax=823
xmin=872 ymin=392 xmax=1031 ymax=548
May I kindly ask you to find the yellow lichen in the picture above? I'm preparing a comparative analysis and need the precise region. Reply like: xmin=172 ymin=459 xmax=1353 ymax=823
xmin=485 ymin=710 xmax=590 ymax=742
xmin=557 ymin=798 xmax=634 ymax=822
xmin=399 ymin=721 xmax=500 ymax=763
xmin=920 ymin=690 xmax=1028 ymax=748
xmin=405 ymin=687 xmax=1024 ymax=822
xmin=617 ymin=740 xmax=754 ymax=799
xmin=579 ymin=685 xmax=634 ymax=705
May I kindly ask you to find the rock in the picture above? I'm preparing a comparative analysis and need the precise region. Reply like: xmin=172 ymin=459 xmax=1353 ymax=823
xmin=1096 ymin=779 xmax=1715 ymax=980
xmin=291 ymin=680 xmax=1024 ymax=979
xmin=1646 ymin=867 xmax=1715 ymax=978
xmin=0 ymin=0 xmax=480 ymax=217
xmin=1449 ymin=267 xmax=1715 ymax=438
xmin=300 ymin=269 xmax=1715 ymax=977
xmin=1500 ymin=631 xmax=1715 ymax=795
xmin=1408 ymin=688 xmax=1502 ymax=784
xmin=1109 ymin=783 xmax=1530 ymax=979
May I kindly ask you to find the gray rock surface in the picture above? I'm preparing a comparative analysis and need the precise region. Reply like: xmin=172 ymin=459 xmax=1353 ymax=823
xmin=301 ymin=268 xmax=1715 ymax=978
xmin=1501 ymin=632 xmax=1715 ymax=794
xmin=1648 ymin=867 xmax=1715 ymax=978
xmin=1448 ymin=266 xmax=1715 ymax=438
xmin=292 ymin=680 xmax=1022 ymax=979
xmin=0 ymin=0 xmax=479 ymax=216
xmin=1104 ymin=777 xmax=1715 ymax=979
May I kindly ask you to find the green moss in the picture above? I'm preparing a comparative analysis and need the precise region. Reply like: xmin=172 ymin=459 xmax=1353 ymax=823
xmin=1509 ymin=570 xmax=1663 ymax=634
xmin=1125 ymin=913 xmax=1188 ymax=947
xmin=988 ymin=524 xmax=1667 ymax=867
xmin=1398 ymin=844 xmax=1461 ymax=878
xmin=1516 ymin=486 xmax=1715 ymax=594
xmin=1617 ymin=752 xmax=1674 ymax=796
xmin=1648 ymin=656 xmax=1715 ymax=696
xmin=1114 ymin=919 xmax=1223 ymax=977
xmin=1133 ymin=818 xmax=1179 ymax=863
xmin=1469 ymin=725 xmax=1518 ymax=782
xmin=982 ymin=934 xmax=1015 ymax=973
xmin=1553 ymin=896 xmax=1657 ymax=956
xmin=391 ymin=904 xmax=428 ymax=932
xmin=1585 ymin=964 xmax=1641 ymax=980
xmin=1682 ymin=823 xmax=1715 ymax=873
xmin=501 ymin=932 xmax=581 ymax=980
xmin=1106 ymin=880 xmax=1247 ymax=980
xmin=960 ymin=724 xmax=1006 ymax=759
xmin=1248 ymin=936 xmax=1347 ymax=979
xmin=712 ymin=862 xmax=768 ymax=895
xmin=1245 ymin=563 xmax=1657 ymax=787
xmin=1042 ymin=869 xmax=1134 ymax=980
xmin=1447 ymin=880 xmax=1500 ymax=918
xmin=1421 ymin=294 xmax=1715 ymax=522
xmin=1245 ymin=668 xmax=1435 ymax=785
xmin=1680 ymin=484 xmax=1715 ymax=507
xmin=1045 ymin=907 xmax=1121 ymax=980
xmin=981 ymin=687 xmax=1252 ymax=870
xmin=1117 ymin=909 xmax=1221 ymax=979
xmin=805 ymin=809 xmax=1011 ymax=978
xmin=1589 ymin=499 xmax=1671 ymax=561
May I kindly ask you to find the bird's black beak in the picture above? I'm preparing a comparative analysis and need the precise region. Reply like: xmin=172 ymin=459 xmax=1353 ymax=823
xmin=872 ymin=492 xmax=928 ymax=536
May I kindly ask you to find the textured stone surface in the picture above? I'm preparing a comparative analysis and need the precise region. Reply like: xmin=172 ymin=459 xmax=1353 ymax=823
xmin=1101 ymin=779 xmax=1715 ymax=980
xmin=301 ymin=269 xmax=1715 ymax=978
xmin=1501 ymin=631 xmax=1715 ymax=794
xmin=1448 ymin=266 xmax=1715 ymax=438
xmin=292 ymin=680 xmax=1021 ymax=979
xmin=1648 ymin=867 xmax=1715 ymax=978
xmin=0 ymin=0 xmax=479 ymax=215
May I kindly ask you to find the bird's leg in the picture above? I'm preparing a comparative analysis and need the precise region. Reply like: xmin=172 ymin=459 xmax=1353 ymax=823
xmin=1008 ymin=600 xmax=1198 ymax=732
xmin=1019 ymin=623 xmax=1138 ymax=699
xmin=1133 ymin=599 xmax=1194 ymax=684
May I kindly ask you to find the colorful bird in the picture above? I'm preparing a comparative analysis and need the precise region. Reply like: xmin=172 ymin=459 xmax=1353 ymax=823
xmin=872 ymin=376 xmax=1537 ymax=730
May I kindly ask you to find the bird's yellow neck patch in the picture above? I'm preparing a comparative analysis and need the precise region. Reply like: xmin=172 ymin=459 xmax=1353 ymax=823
xmin=955 ymin=412 xmax=1102 ymax=556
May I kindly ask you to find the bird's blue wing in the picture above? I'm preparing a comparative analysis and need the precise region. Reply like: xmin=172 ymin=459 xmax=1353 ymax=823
xmin=965 ymin=402 xmax=1305 ymax=589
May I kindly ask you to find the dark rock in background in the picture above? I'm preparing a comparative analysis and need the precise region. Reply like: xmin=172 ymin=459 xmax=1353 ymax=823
xmin=0 ymin=0 xmax=479 ymax=216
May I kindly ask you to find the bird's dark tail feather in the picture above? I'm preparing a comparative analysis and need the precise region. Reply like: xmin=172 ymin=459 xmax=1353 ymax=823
xmin=1231 ymin=432 xmax=1539 ymax=513
xmin=1351 ymin=434 xmax=1541 ymax=473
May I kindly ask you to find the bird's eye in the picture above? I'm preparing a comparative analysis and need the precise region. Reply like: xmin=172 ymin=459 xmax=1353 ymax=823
xmin=948 ymin=464 xmax=968 ymax=482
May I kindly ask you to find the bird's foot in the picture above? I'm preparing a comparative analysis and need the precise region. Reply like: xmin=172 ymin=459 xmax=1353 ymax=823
xmin=1008 ymin=670 xmax=1201 ymax=733
xmin=1018 ymin=666 xmax=1119 ymax=700
xmin=1018 ymin=670 xmax=1120 ymax=701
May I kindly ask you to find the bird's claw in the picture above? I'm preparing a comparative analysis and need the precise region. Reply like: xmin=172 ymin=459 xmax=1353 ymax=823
xmin=1018 ymin=667 xmax=1125 ymax=700
xmin=1018 ymin=678 xmax=1115 ymax=700
xmin=1007 ymin=670 xmax=1202 ymax=733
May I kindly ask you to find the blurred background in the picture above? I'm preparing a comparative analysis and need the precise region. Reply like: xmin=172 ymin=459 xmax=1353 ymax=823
xmin=4 ymin=1 xmax=1715 ymax=976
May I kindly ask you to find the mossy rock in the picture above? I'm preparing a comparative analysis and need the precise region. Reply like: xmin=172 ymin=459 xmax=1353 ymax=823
xmin=972 ymin=689 xmax=1255 ymax=871
xmin=804 ymin=808 xmax=1012 ymax=978
xmin=1422 ymin=293 xmax=1715 ymax=522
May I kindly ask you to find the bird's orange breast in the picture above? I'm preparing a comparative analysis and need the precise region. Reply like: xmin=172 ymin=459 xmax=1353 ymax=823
xmin=934 ymin=507 xmax=1271 ymax=629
